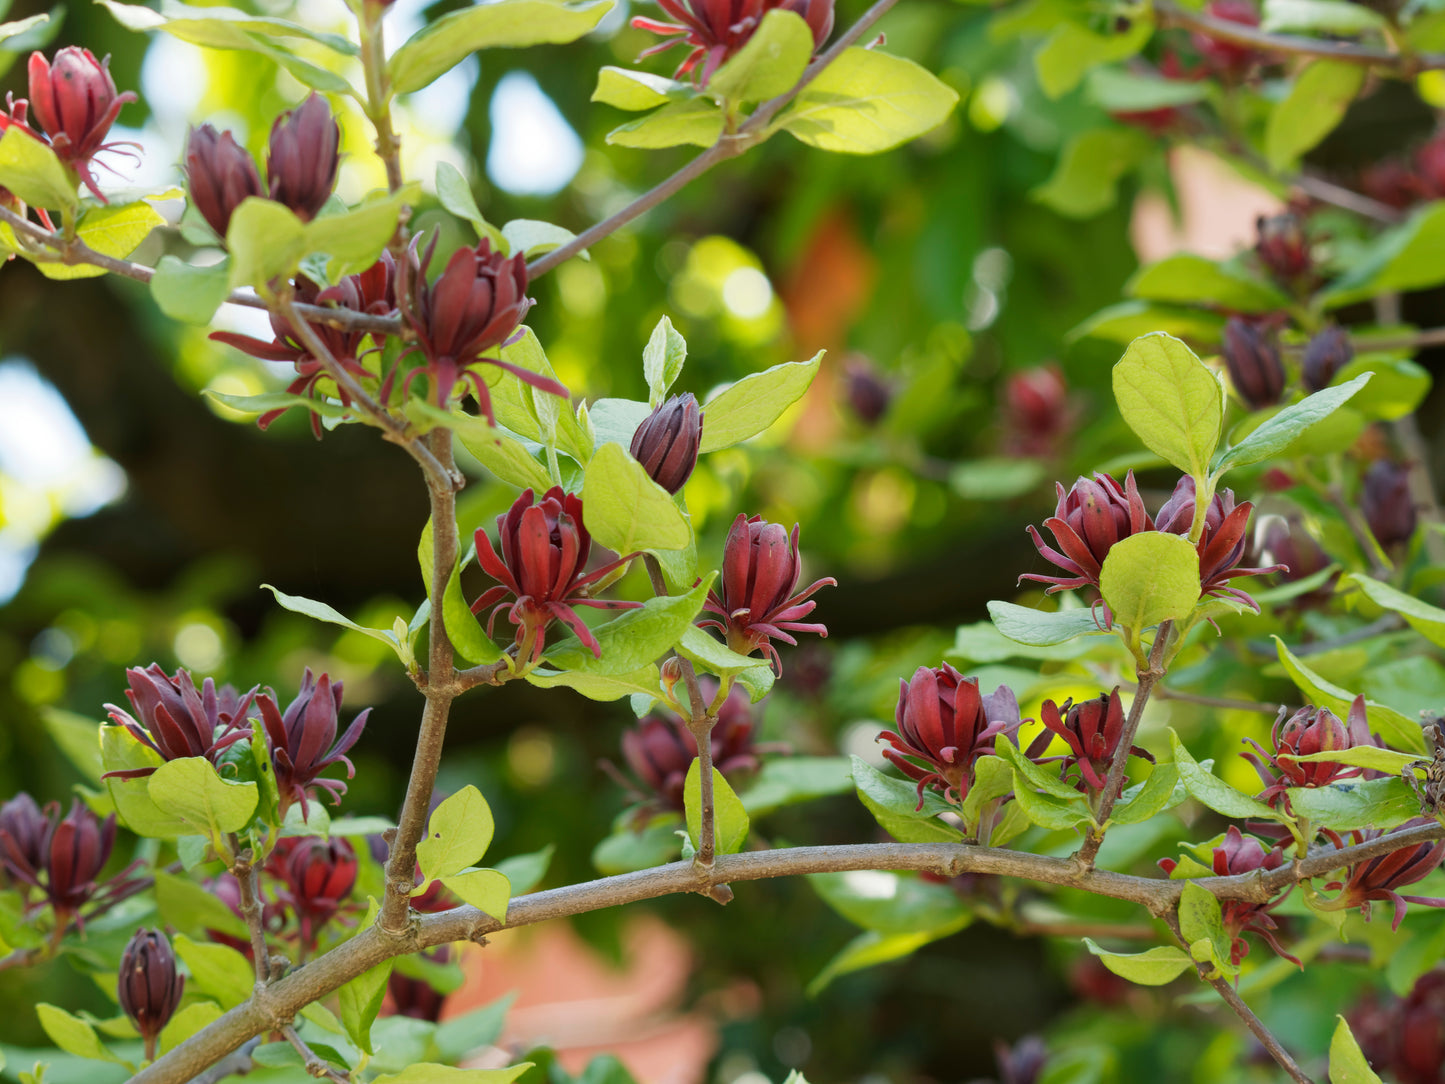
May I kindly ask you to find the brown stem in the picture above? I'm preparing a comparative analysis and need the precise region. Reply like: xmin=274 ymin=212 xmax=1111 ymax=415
xmin=526 ymin=0 xmax=901 ymax=278
xmin=359 ymin=5 xmax=404 ymax=197
xmin=1131 ymin=682 xmax=1284 ymax=715
xmin=1075 ymin=621 xmax=1172 ymax=868
xmin=229 ymin=839 xmax=272 ymax=985
xmin=280 ymin=1024 xmax=348 ymax=1084
xmin=1290 ymin=172 xmax=1404 ymax=225
xmin=185 ymin=1038 xmax=259 ymax=1084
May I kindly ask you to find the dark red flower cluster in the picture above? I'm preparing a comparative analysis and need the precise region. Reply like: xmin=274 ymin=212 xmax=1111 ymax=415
xmin=1037 ymin=688 xmax=1151 ymax=793
xmin=256 ymin=668 xmax=370 ymax=823
xmin=1021 ymin=471 xmax=1152 ymax=594
xmin=633 ymin=0 xmax=834 ymax=83
xmin=270 ymin=836 xmax=358 ymax=952
xmin=1350 ymin=969 xmax=1445 ymax=1084
xmin=1161 ymin=827 xmax=1297 ymax=966
xmin=1241 ymin=696 xmax=1380 ymax=809
xmin=102 ymin=664 xmax=256 ymax=779
xmin=617 ymin=677 xmax=759 ymax=812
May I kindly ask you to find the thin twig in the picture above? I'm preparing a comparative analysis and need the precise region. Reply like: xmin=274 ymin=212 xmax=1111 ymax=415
xmin=229 ymin=839 xmax=272 ymax=985
xmin=1291 ymin=172 xmax=1404 ymax=225
xmin=1136 ymin=682 xmax=1284 ymax=715
xmin=1248 ymin=614 xmax=1406 ymax=658
xmin=280 ymin=1024 xmax=348 ymax=1084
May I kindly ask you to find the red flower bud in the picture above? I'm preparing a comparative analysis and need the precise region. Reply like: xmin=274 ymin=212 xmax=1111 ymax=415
xmin=1242 ymin=696 xmax=1380 ymax=807
xmin=630 ymin=392 xmax=704 ymax=494
xmin=0 ymin=792 xmax=50 ymax=889
xmin=118 ymin=928 xmax=185 ymax=1060
xmin=103 ymin=664 xmax=256 ymax=780
xmin=841 ymin=356 xmax=891 ymax=426
xmin=1254 ymin=212 xmax=1311 ymax=284
xmin=1417 ymin=132 xmax=1445 ymax=200
xmin=698 ymin=514 xmax=836 ymax=672
xmin=619 ymin=677 xmax=758 ymax=811
xmin=1021 ymin=471 xmax=1153 ymax=594
xmin=26 ymin=48 xmax=136 ymax=201
xmin=266 ymin=93 xmax=339 ymax=223
xmin=1192 ymin=0 xmax=1264 ymax=80
xmin=386 ymin=946 xmax=452 ymax=1021
xmin=1259 ymin=517 xmax=1335 ymax=604
xmin=185 ymin=124 xmax=263 ymax=241
xmin=1038 ymin=688 xmax=1151 ymax=793
xmin=472 ymin=486 xmax=642 ymax=662
xmin=1302 ymin=325 xmax=1353 ymax=393
xmin=632 ymin=0 xmax=834 ymax=83
xmin=1362 ymin=459 xmax=1417 ymax=550
xmin=1002 ymin=364 xmax=1073 ymax=458
xmin=256 ymin=668 xmax=370 ymax=823
xmin=1222 ymin=317 xmax=1285 ymax=410
xmin=1156 ymin=475 xmax=1281 ymax=612
xmin=271 ymin=836 xmax=357 ymax=950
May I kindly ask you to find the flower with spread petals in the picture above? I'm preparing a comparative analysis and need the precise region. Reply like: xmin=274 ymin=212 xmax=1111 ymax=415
xmin=102 ymin=664 xmax=256 ymax=780
xmin=27 ymin=48 xmax=137 ymax=202
xmin=1302 ymin=325 xmax=1354 ymax=393
xmin=630 ymin=393 xmax=704 ymax=494
xmin=0 ymin=793 xmax=49 ymax=892
xmin=256 ymin=668 xmax=370 ymax=823
xmin=698 ymin=514 xmax=836 ymax=672
xmin=184 ymin=124 xmax=263 ymax=241
xmin=877 ymin=664 xmax=1023 ymax=808
xmin=1362 ymin=459 xmax=1417 ymax=551
xmin=617 ymin=677 xmax=758 ymax=812
xmin=1021 ymin=471 xmax=1153 ymax=594
xmin=1222 ymin=317 xmax=1285 ymax=410
xmin=1242 ymin=696 xmax=1380 ymax=808
xmin=1038 ymin=688 xmax=1152 ymax=793
xmin=1191 ymin=0 xmax=1265 ymax=80
xmin=405 ymin=238 xmax=566 ymax=415
xmin=266 ymin=93 xmax=338 ymax=223
xmin=118 ymin=928 xmax=185 ymax=1060
xmin=1320 ymin=819 xmax=1445 ymax=930
xmin=271 ymin=836 xmax=357 ymax=951
xmin=1161 ymin=827 xmax=1297 ymax=965
xmin=632 ymin=0 xmax=834 ymax=83
xmin=0 ymin=798 xmax=145 ymax=930
xmin=1155 ymin=476 xmax=1282 ymax=611
xmin=472 ymin=486 xmax=643 ymax=662
xmin=1349 ymin=969 xmax=1445 ymax=1084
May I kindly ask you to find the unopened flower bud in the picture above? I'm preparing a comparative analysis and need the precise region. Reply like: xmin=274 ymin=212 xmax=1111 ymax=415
xmin=660 ymin=656 xmax=686 ymax=702
xmin=26 ymin=48 xmax=137 ymax=202
xmin=630 ymin=393 xmax=703 ymax=494
xmin=267 ymin=93 xmax=339 ymax=223
xmin=185 ymin=124 xmax=263 ymax=241
xmin=0 ymin=793 xmax=49 ymax=887
xmin=1302 ymin=325 xmax=1353 ymax=393
xmin=1223 ymin=317 xmax=1285 ymax=410
xmin=118 ymin=928 xmax=185 ymax=1060
xmin=1362 ymin=459 xmax=1417 ymax=550
xmin=1417 ymin=132 xmax=1445 ymax=200
xmin=1255 ymin=212 xmax=1310 ymax=284
xmin=842 ymin=356 xmax=891 ymax=426
xmin=1003 ymin=364 xmax=1073 ymax=457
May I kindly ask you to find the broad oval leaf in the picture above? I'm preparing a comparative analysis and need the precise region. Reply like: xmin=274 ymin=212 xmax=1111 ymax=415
xmin=1112 ymin=332 xmax=1223 ymax=478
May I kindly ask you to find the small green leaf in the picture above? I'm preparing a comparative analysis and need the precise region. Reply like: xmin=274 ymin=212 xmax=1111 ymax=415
xmin=226 ymin=197 xmax=307 ymax=291
xmin=698 ymin=353 xmax=823 ymax=453
xmin=445 ymin=560 xmax=502 ymax=665
xmin=676 ymin=625 xmax=766 ymax=678
xmin=1179 ymin=882 xmax=1234 ymax=976
xmin=1032 ymin=128 xmax=1152 ymax=219
xmin=1273 ymin=636 xmax=1425 ymax=753
xmin=435 ymin=162 xmax=501 ymax=245
xmin=1033 ymin=16 xmax=1152 ymax=98
xmin=1287 ymin=746 xmax=1420 ymax=775
xmin=441 ymin=868 xmax=512 ymax=920
xmin=433 ymin=994 xmax=517 ymax=1064
xmin=1213 ymin=374 xmax=1372 ymax=474
xmin=1286 ymin=777 xmax=1418 ymax=832
xmin=738 ymin=756 xmax=853 ymax=817
xmin=99 ymin=0 xmax=354 ymax=52
xmin=154 ymin=869 xmax=251 ymax=942
xmin=593 ymin=66 xmax=691 ymax=111
xmin=1170 ymin=731 xmax=1281 ymax=820
xmin=388 ymin=0 xmax=612 ymax=95
xmin=987 ymin=601 xmax=1109 ymax=647
xmin=147 ymin=757 xmax=259 ymax=839
xmin=173 ymin=935 xmax=255 ymax=1009
xmin=1341 ymin=572 xmax=1445 ymax=650
xmin=525 ymin=666 xmax=662 ymax=702
xmin=261 ymin=584 xmax=411 ymax=663
xmin=850 ymin=756 xmax=960 ymax=844
xmin=339 ymin=937 xmax=391 ymax=1054
xmin=1085 ymin=67 xmax=1210 ymax=111
xmin=36 ymin=1004 xmax=124 ymax=1065
xmin=306 ymin=186 xmax=420 ymax=278
xmin=42 ymin=708 xmax=104 ymax=785
xmin=371 ymin=1062 xmax=532 ymax=1084
xmin=1335 ymin=355 xmax=1429 ymax=422
xmin=416 ymin=785 xmax=496 ymax=884
xmin=150 ymin=255 xmax=232 ymax=324
xmin=1108 ymin=763 xmax=1184 ymax=826
xmin=492 ymin=845 xmax=553 ymax=895
xmin=809 ymin=869 xmax=970 ymax=936
xmin=541 ymin=576 xmax=712 ymax=676
xmin=1330 ymin=1015 xmax=1385 ymax=1083
xmin=684 ymin=760 xmax=750 ymax=854
xmin=0 ymin=127 xmax=76 ymax=215
xmin=1069 ymin=300 xmax=1226 ymax=345
xmin=581 ymin=441 xmax=691 ymax=554
xmin=1081 ymin=939 xmax=1192 ymax=986
xmin=1321 ymin=202 xmax=1445 ymax=309
xmin=642 ymin=315 xmax=687 ymax=407
xmin=1113 ymin=333 xmax=1223 ymax=478
xmin=37 ymin=200 xmax=166 ymax=281
xmin=158 ymin=1002 xmax=224 ymax=1056
xmin=0 ymin=13 xmax=49 ymax=43
xmin=1099 ymin=532 xmax=1201 ymax=633
xmin=806 ymin=928 xmax=953 ymax=996
xmin=1263 ymin=0 xmax=1386 ymax=33
xmin=1265 ymin=60 xmax=1366 ymax=172
xmin=1126 ymin=254 xmax=1289 ymax=314
xmin=776 ymin=47 xmax=958 ymax=154
xmin=607 ymin=98 xmax=724 ymax=149
xmin=101 ymin=726 xmax=189 ymax=837
xmin=501 ymin=218 xmax=583 ymax=261
xmin=707 ymin=9 xmax=811 ymax=104
xmin=1010 ymin=775 xmax=1095 ymax=830
xmin=203 ymin=390 xmax=348 ymax=421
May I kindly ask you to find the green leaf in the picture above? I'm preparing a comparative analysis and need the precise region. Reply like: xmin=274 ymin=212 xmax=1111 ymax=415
xmin=147 ymin=757 xmax=259 ymax=840
xmin=159 ymin=1002 xmax=224 ymax=1056
xmin=1069 ymin=300 xmax=1226 ymax=345
xmin=435 ymin=162 xmax=500 ymax=245
xmin=542 ymin=576 xmax=712 ymax=675
xmin=809 ymin=870 xmax=970 ymax=936
xmin=1108 ymin=763 xmax=1183 ymax=826
xmin=1034 ymin=16 xmax=1151 ymax=98
xmin=339 ymin=961 xmax=391 ymax=1055
xmin=1179 ymin=882 xmax=1235 ymax=977
xmin=253 ymin=1042 xmax=351 ymax=1070
xmin=642 ymin=316 xmax=687 ymax=407
xmin=37 ymin=200 xmax=166 ymax=281
xmin=607 ymin=98 xmax=724 ymax=149
xmin=434 ymin=994 xmax=517 ymax=1063
xmin=1082 ymin=939 xmax=1192 ymax=986
xmin=306 ymin=186 xmax=420 ymax=278
xmin=525 ymin=665 xmax=662 ymax=702
xmin=1125 ymin=255 xmax=1289 ymax=314
xmin=1085 ymin=67 xmax=1210 ymax=111
xmin=492 ymin=846 xmax=554 ymax=895
xmin=150 ymin=255 xmax=232 ymax=324
xmin=949 ymin=457 xmax=1045 ymax=501
xmin=174 ymin=935 xmax=255 ymax=1009
xmin=699 ymin=353 xmax=822 ymax=452
xmin=226 ymin=197 xmax=307 ymax=292
xmin=0 ymin=13 xmax=48 ymax=42
xmin=441 ymin=868 xmax=511 ymax=919
xmin=1287 ymin=746 xmax=1421 ymax=775
xmin=998 ymin=737 xmax=1088 ymax=801
xmin=261 ymin=584 xmax=411 ymax=662
xmin=204 ymin=390 xmax=348 ymax=421
xmin=372 ymin=1063 xmax=532 ymax=1084
xmin=388 ymin=0 xmax=612 ymax=95
xmin=776 ymin=47 xmax=958 ymax=154
xmin=987 ymin=601 xmax=1108 ymax=647
xmin=1170 ymin=731 xmax=1280 ymax=820
xmin=1341 ymin=572 xmax=1445 ymax=650
xmin=36 ymin=1005 xmax=124 ymax=1065
xmin=42 ymin=709 xmax=104 ymax=785
xmin=1265 ymin=60 xmax=1366 ymax=171
xmin=1286 ymin=777 xmax=1418 ymax=832
xmin=1335 ymin=355 xmax=1429 ymax=422
xmin=1330 ymin=1015 xmax=1385 ymax=1083
xmin=739 ymin=756 xmax=853 ymax=817
xmin=1272 ymin=636 xmax=1425 ymax=754
xmin=684 ymin=761 xmax=750 ymax=854
xmin=593 ymin=67 xmax=692 ymax=111
xmin=592 ymin=814 xmax=684 ymax=873
xmin=154 ymin=870 xmax=251 ymax=942
xmin=1113 ymin=332 xmax=1223 ymax=478
xmin=1263 ymin=0 xmax=1386 ymax=32
xmin=416 ymin=785 xmax=495 ymax=884
xmin=1099 ymin=532 xmax=1201 ymax=633
xmin=501 ymin=219 xmax=584 ymax=261
xmin=0 ymin=127 xmax=76 ymax=215
xmin=99 ymin=0 xmax=353 ymax=52
xmin=806 ymin=928 xmax=953 ymax=996
xmin=1321 ymin=202 xmax=1445 ymax=309
xmin=676 ymin=625 xmax=766 ymax=679
xmin=1213 ymin=374 xmax=1372 ymax=474
xmin=1032 ymin=128 xmax=1152 ymax=219
xmin=1009 ymin=775 xmax=1095 ymax=830
xmin=581 ymin=442 xmax=691 ymax=554
xmin=851 ymin=756 xmax=960 ymax=843
xmin=707 ymin=9 xmax=811 ymax=104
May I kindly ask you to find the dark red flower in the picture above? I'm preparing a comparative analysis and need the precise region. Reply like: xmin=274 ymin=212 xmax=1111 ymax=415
xmin=630 ymin=392 xmax=704 ymax=494
xmin=405 ymin=238 xmax=565 ymax=414
xmin=1349 ymin=970 xmax=1445 ymax=1084
xmin=1361 ymin=158 xmax=1424 ymax=210
xmin=1242 ymin=696 xmax=1380 ymax=808
xmin=1155 ymin=476 xmax=1281 ymax=611
xmin=618 ymin=677 xmax=758 ymax=811
xmin=1255 ymin=212 xmax=1311 ymax=285
xmin=632 ymin=0 xmax=834 ymax=83
xmin=1222 ymin=317 xmax=1285 ymax=410
xmin=842 ymin=355 xmax=891 ymax=426
xmin=1191 ymin=0 xmax=1264 ymax=80
xmin=1038 ymin=688 xmax=1151 ymax=793
xmin=1111 ymin=51 xmax=1199 ymax=135
xmin=266 ymin=93 xmax=338 ymax=223
xmin=1161 ymin=827 xmax=1296 ymax=966
xmin=1322 ymin=819 xmax=1445 ymax=931
xmin=0 ymin=792 xmax=49 ymax=890
xmin=386 ymin=946 xmax=452 ymax=1021
xmin=26 ymin=48 xmax=137 ymax=202
xmin=271 ymin=836 xmax=357 ymax=950
xmin=1002 ymin=364 xmax=1074 ymax=459
xmin=256 ymin=668 xmax=370 ymax=823
xmin=1361 ymin=459 xmax=1417 ymax=551
xmin=698 ymin=514 xmax=836 ymax=672
xmin=472 ymin=486 xmax=642 ymax=663
xmin=118 ymin=928 xmax=185 ymax=1060
xmin=1021 ymin=471 xmax=1153 ymax=594
xmin=0 ymin=798 xmax=144 ymax=929
xmin=1259 ymin=517 xmax=1335 ymax=604
xmin=1301 ymin=325 xmax=1353 ymax=393
xmin=877 ymin=663 xmax=1023 ymax=808
xmin=184 ymin=123 xmax=263 ymax=241
xmin=1417 ymin=131 xmax=1445 ymax=200
xmin=102 ymin=664 xmax=256 ymax=780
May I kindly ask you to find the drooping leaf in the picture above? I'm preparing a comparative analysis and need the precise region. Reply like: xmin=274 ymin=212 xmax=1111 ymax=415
xmin=698 ymin=353 xmax=823 ymax=451
xmin=684 ymin=761 xmax=750 ymax=854
xmin=1082 ymin=939 xmax=1193 ymax=986
xmin=1170 ymin=731 xmax=1281 ymax=820
xmin=1329 ymin=1015 xmax=1385 ymax=1083
xmin=1032 ymin=128 xmax=1153 ymax=219
xmin=1272 ymin=636 xmax=1425 ymax=753
xmin=987 ymin=601 xmax=1110 ymax=647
